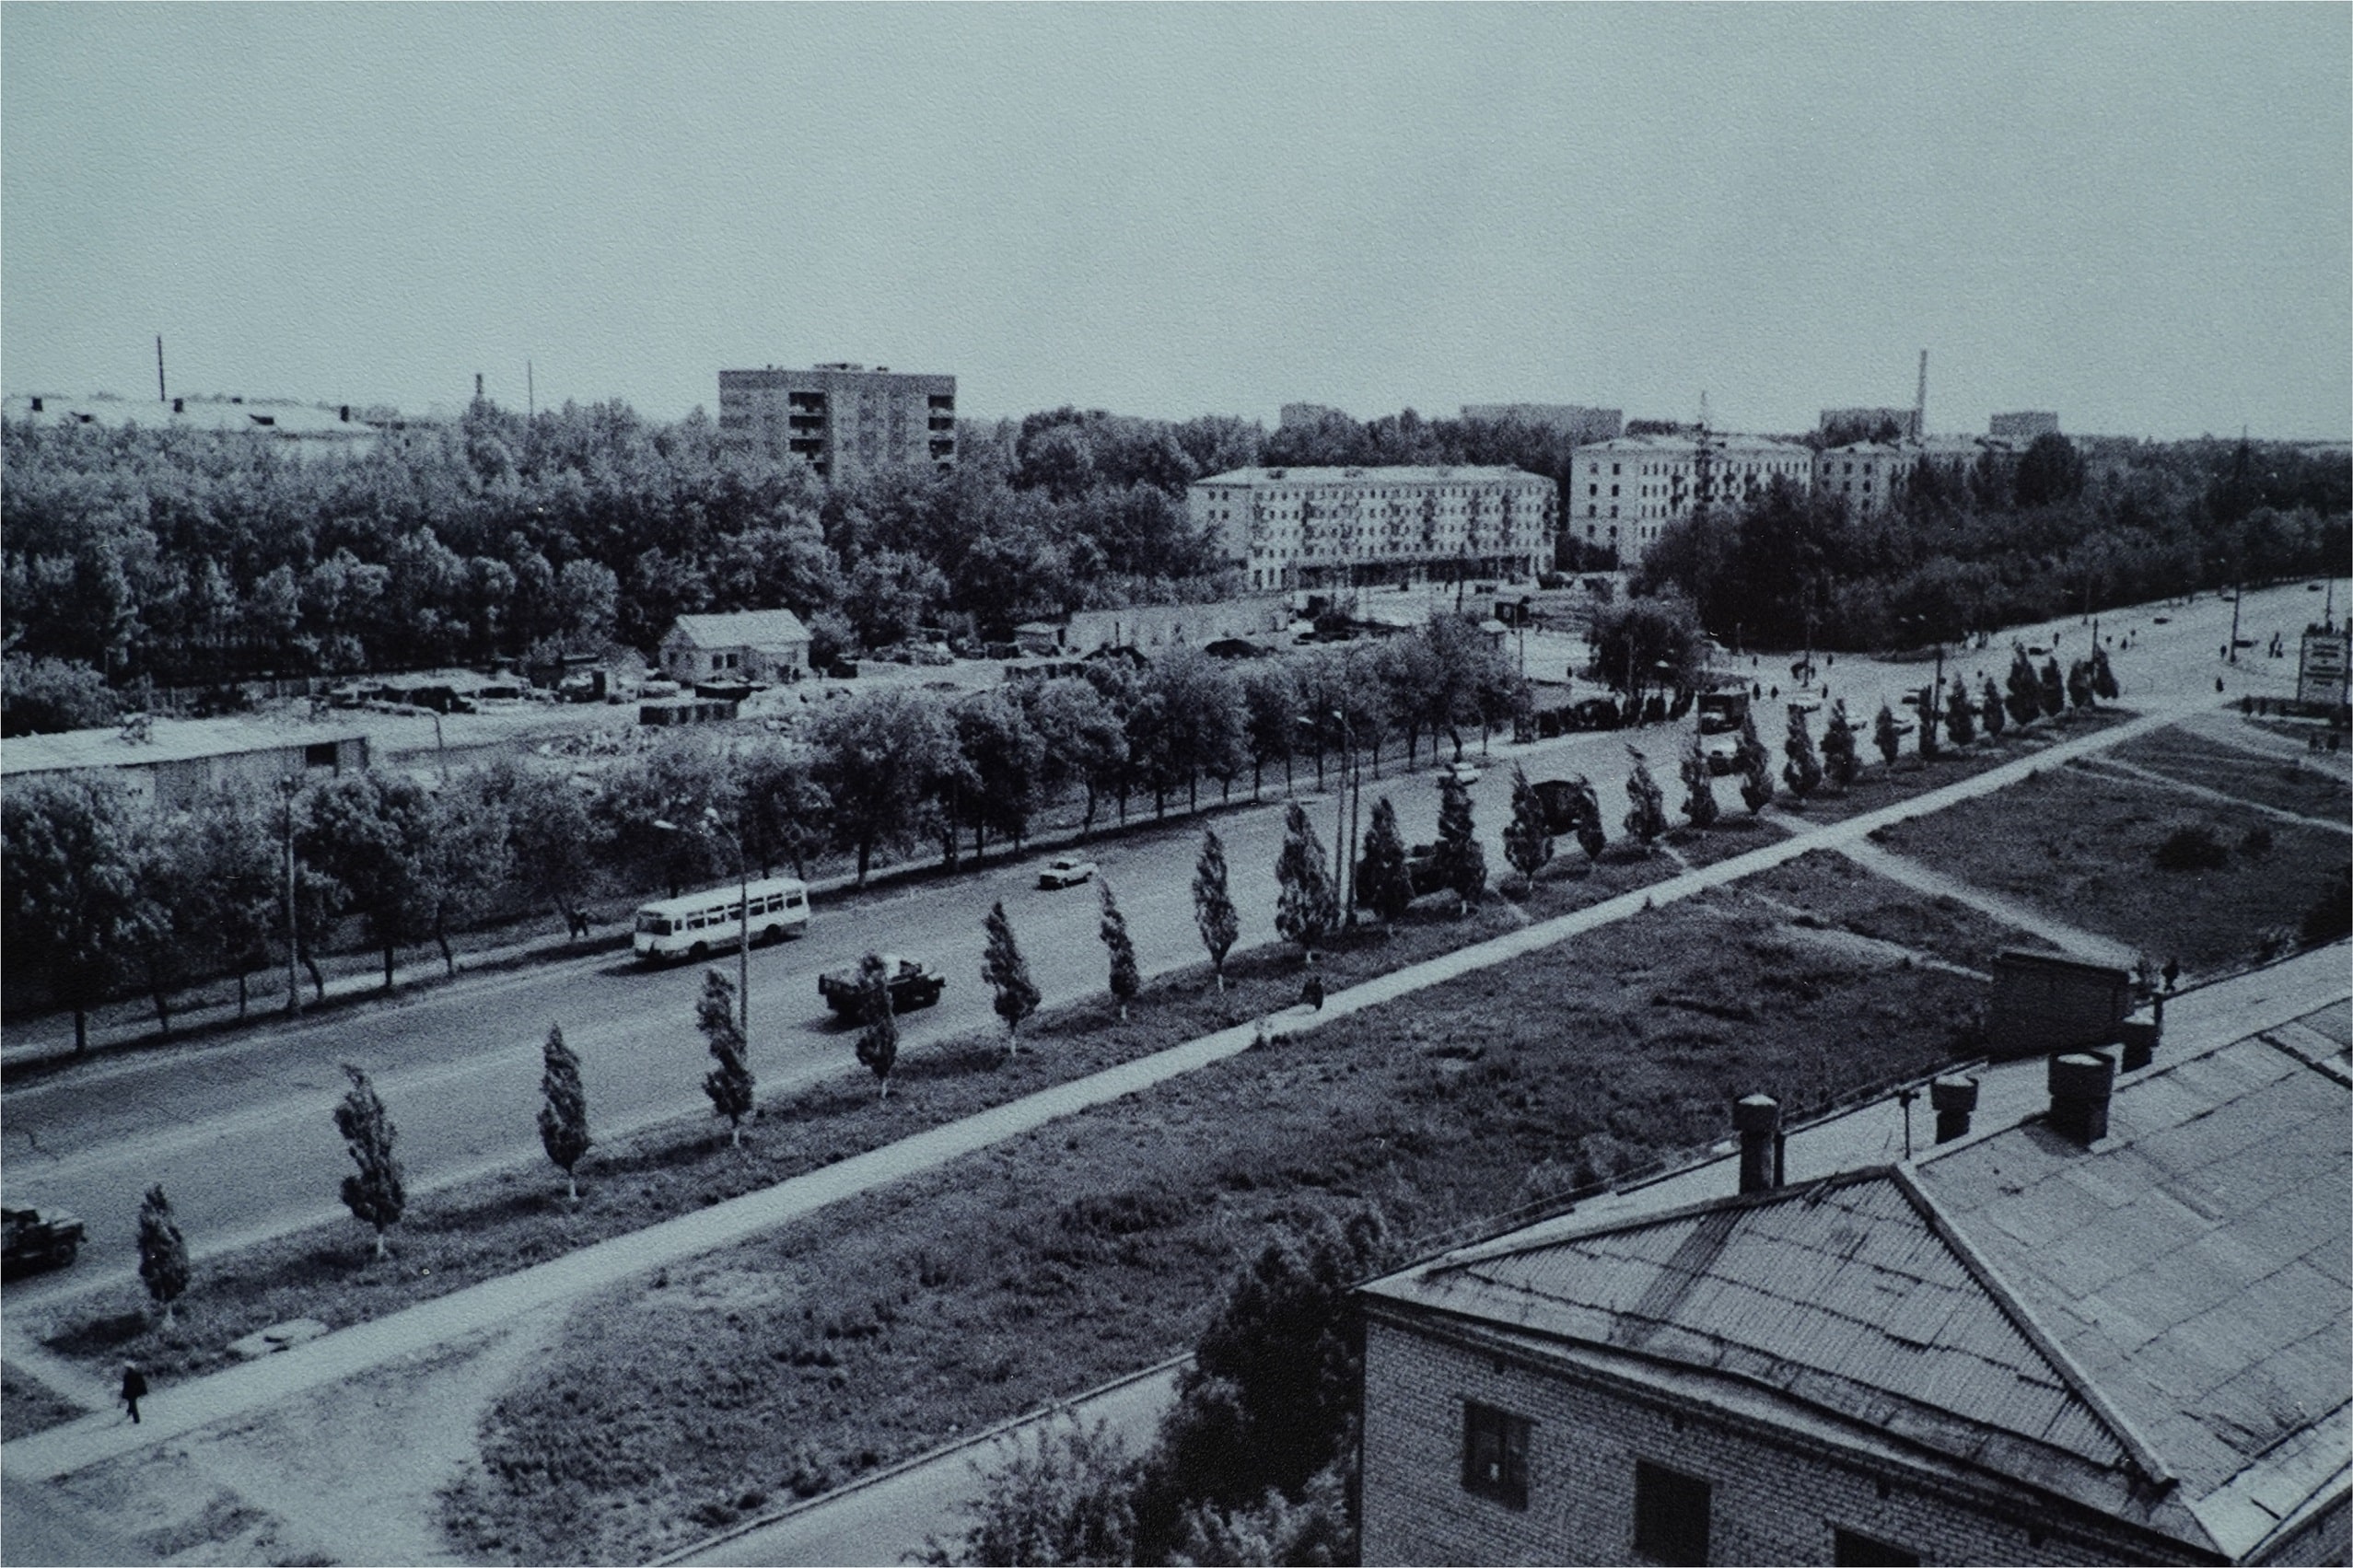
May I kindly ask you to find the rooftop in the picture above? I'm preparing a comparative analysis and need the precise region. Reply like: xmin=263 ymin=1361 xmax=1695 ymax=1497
xmin=665 ymin=609 xmax=813 ymax=647
xmin=1194 ymin=465 xmax=1551 ymax=486
xmin=1 ymin=714 xmax=369 ymax=776
xmin=3 ymin=394 xmax=374 ymax=438
xmin=1580 ymin=433 xmax=1813 ymax=456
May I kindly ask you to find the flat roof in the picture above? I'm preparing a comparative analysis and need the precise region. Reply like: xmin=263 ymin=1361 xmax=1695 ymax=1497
xmin=1194 ymin=465 xmax=1550 ymax=486
xmin=1 ymin=715 xmax=368 ymax=777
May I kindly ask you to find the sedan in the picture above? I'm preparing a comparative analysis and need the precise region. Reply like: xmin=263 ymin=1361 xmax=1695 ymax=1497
xmin=1434 ymin=761 xmax=1482 ymax=787
xmin=1037 ymin=854 xmax=1099 ymax=889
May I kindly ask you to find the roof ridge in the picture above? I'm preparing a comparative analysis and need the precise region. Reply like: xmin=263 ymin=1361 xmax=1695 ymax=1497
xmin=1887 ymin=1163 xmax=2181 ymax=1499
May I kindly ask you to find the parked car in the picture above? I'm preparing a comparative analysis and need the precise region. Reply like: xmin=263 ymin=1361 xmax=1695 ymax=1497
xmin=1696 ymin=688 xmax=1752 ymax=774
xmin=1569 ymin=697 xmax=1623 ymax=731
xmin=2 ymin=1204 xmax=85 ymax=1278
xmin=1434 ymin=761 xmax=1482 ymax=787
xmin=818 ymin=955 xmax=946 ymax=1017
xmin=1037 ymin=855 xmax=1098 ymax=889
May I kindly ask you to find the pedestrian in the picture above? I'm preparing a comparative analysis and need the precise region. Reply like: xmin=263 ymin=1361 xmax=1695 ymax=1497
xmin=1301 ymin=973 xmax=1325 ymax=1011
xmin=121 ymin=1363 xmax=147 ymax=1424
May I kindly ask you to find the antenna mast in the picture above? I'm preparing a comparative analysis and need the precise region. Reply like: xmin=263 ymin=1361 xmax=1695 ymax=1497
xmin=157 ymin=335 xmax=167 ymax=402
xmin=1914 ymin=349 xmax=1928 ymax=439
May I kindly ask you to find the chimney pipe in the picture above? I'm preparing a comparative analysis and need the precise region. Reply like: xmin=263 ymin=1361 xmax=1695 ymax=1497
xmin=2048 ymin=1051 xmax=2115 ymax=1145
xmin=1930 ymin=1075 xmax=1979 ymax=1144
xmin=1734 ymin=1095 xmax=1781 ymax=1193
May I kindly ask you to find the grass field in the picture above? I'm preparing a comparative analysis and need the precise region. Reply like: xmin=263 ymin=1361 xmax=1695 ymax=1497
xmin=0 ymin=1367 xmax=83 ymax=1442
xmin=2106 ymin=725 xmax=2353 ymax=821
xmin=437 ymin=886 xmax=1999 ymax=1563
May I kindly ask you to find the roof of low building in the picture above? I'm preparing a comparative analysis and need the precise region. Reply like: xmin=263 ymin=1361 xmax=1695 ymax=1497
xmin=1193 ymin=465 xmax=1551 ymax=487
xmin=1579 ymin=433 xmax=1813 ymax=457
xmin=664 ymin=609 xmax=812 ymax=647
xmin=1 ymin=714 xmax=369 ymax=776
xmin=1361 ymin=984 xmax=2352 ymax=1561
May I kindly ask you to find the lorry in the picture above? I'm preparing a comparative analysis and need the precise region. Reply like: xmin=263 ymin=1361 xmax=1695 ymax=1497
xmin=2 ymin=1204 xmax=86 ymax=1278
xmin=819 ymin=955 xmax=947 ymax=1017
xmin=1695 ymin=686 xmax=1753 ymax=774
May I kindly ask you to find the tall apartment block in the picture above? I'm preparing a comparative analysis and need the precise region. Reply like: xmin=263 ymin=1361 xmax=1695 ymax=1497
xmin=1188 ymin=465 xmax=1557 ymax=593
xmin=1568 ymin=434 xmax=1813 ymax=563
xmin=717 ymin=363 xmax=956 ymax=481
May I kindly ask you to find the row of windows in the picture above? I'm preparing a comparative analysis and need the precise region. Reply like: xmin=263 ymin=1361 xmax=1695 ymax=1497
xmin=1461 ymin=1401 xmax=1918 ymax=1566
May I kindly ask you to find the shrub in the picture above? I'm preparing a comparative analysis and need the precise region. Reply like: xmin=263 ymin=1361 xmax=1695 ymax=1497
xmin=2153 ymin=823 xmax=2229 ymax=871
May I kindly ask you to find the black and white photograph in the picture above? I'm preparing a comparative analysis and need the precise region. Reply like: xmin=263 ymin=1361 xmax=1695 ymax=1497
xmin=2 ymin=6 xmax=2347 ymax=1565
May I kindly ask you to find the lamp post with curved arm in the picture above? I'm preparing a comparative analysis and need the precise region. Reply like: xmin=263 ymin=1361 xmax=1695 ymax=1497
xmin=655 ymin=808 xmax=750 ymax=1033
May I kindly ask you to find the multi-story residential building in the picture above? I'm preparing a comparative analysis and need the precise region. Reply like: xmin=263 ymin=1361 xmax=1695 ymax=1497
xmin=1819 ymin=405 xmax=1923 ymax=442
xmin=716 ymin=363 xmax=955 ymax=481
xmin=1991 ymin=411 xmax=2061 ymax=440
xmin=1460 ymin=404 xmax=1625 ymax=443
xmin=1356 ymin=960 xmax=2352 ymax=1567
xmin=1818 ymin=436 xmax=2024 ymax=516
xmin=1187 ymin=466 xmax=1557 ymax=593
xmin=1567 ymin=434 xmax=1813 ymax=563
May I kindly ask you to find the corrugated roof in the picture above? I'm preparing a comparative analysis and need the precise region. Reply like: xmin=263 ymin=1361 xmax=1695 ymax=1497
xmin=665 ymin=609 xmax=811 ymax=647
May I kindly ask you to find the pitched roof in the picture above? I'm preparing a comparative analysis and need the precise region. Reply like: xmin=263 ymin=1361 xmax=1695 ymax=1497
xmin=665 ymin=610 xmax=811 ymax=648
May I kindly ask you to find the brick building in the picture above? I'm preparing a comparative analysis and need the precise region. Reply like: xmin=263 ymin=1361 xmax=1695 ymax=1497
xmin=716 ymin=363 xmax=955 ymax=480
xmin=1187 ymin=466 xmax=1557 ymax=593
xmin=1357 ymin=987 xmax=2351 ymax=1565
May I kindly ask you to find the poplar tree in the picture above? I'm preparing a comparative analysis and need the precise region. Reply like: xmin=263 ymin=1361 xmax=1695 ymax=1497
xmin=1822 ymin=701 xmax=1861 ymax=790
xmin=2091 ymin=645 xmax=2121 ymax=701
xmin=1098 ymin=878 xmax=1141 ymax=1020
xmin=1432 ymin=775 xmax=1486 ymax=913
xmin=982 ymin=900 xmax=1042 ymax=1054
xmin=136 ymin=1184 xmax=190 ymax=1329
xmin=1193 ymin=828 xmax=1241 ymax=992
xmin=1735 ymin=711 xmax=1775 ymax=814
xmin=1679 ymin=740 xmax=1720 ymax=828
xmin=1273 ymin=802 xmax=1336 ymax=962
xmin=1945 ymin=682 xmax=1976 ymax=747
xmin=855 ymin=952 xmax=899 ymax=1098
xmin=333 ymin=1063 xmax=406 ymax=1259
xmin=1916 ymin=687 xmax=1941 ymax=761
xmin=2068 ymin=659 xmax=2095 ymax=712
xmin=1501 ymin=765 xmax=1553 ymax=895
xmin=1567 ymin=775 xmax=1607 ymax=864
xmin=1623 ymin=754 xmax=1668 ymax=847
xmin=1782 ymin=707 xmax=1823 ymax=801
xmin=537 ymin=1022 xmax=591 ymax=1202
xmin=1981 ymin=677 xmax=2007 ymax=740
xmin=1355 ymin=796 xmax=1414 ymax=922
xmin=2005 ymin=648 xmax=2043 ymax=727
xmin=2038 ymin=656 xmax=2067 ymax=719
xmin=697 ymin=970 xmax=755 ymax=1144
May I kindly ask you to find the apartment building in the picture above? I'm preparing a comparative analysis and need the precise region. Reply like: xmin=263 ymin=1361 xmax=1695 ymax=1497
xmin=1187 ymin=465 xmax=1557 ymax=592
xmin=1991 ymin=411 xmax=2061 ymax=440
xmin=1567 ymin=434 xmax=1813 ymax=563
xmin=716 ymin=363 xmax=955 ymax=481
xmin=1818 ymin=436 xmax=2023 ymax=516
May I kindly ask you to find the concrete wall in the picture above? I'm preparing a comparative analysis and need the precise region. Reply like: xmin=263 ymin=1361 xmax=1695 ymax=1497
xmin=1059 ymin=597 xmax=1290 ymax=655
xmin=1359 ymin=1315 xmax=2196 ymax=1567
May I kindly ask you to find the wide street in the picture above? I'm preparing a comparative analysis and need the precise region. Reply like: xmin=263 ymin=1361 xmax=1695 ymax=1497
xmin=0 ymin=579 xmax=2329 ymax=1314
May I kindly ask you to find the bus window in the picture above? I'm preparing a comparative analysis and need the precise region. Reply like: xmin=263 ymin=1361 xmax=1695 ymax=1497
xmin=637 ymin=914 xmax=671 ymax=935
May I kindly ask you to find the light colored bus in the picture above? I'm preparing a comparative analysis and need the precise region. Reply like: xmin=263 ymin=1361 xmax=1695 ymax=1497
xmin=633 ymin=877 xmax=811 ymax=962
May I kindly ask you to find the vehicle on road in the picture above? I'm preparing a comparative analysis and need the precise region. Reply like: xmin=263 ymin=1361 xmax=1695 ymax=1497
xmin=1037 ymin=855 xmax=1098 ymax=889
xmin=1569 ymin=696 xmax=1624 ymax=731
xmin=1434 ymin=760 xmax=1482 ymax=787
xmin=3 ymin=1205 xmax=86 ymax=1278
xmin=634 ymin=877 xmax=811 ymax=963
xmin=819 ymin=955 xmax=947 ymax=1017
xmin=1529 ymin=778 xmax=1600 ymax=837
xmin=1696 ymin=687 xmax=1752 ymax=774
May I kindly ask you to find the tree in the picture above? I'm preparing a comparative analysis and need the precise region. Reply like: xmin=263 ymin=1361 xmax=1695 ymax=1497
xmin=2006 ymin=647 xmax=2044 ymax=727
xmin=1567 ymin=775 xmax=1608 ymax=863
xmin=2013 ymin=433 xmax=2086 ymax=508
xmin=955 ymin=691 xmax=1046 ymax=861
xmin=1873 ymin=702 xmax=1904 ymax=769
xmin=1783 ymin=707 xmax=1823 ymax=801
xmin=807 ymin=689 xmax=961 ymax=884
xmin=1981 ymin=676 xmax=2007 ymax=740
xmin=1945 ymin=681 xmax=1977 ymax=746
xmin=923 ymin=1415 xmax=1140 ymax=1568
xmin=180 ymin=791 xmax=283 ymax=1016
xmin=697 ymin=970 xmax=755 ymax=1144
xmin=1018 ymin=679 xmax=1126 ymax=840
xmin=1 ymin=653 xmax=119 ymax=737
xmin=537 ymin=1023 xmax=591 ymax=1202
xmin=1501 ymin=765 xmax=1553 ymax=895
xmin=2038 ymin=656 xmax=2067 ymax=719
xmin=1588 ymin=593 xmax=1704 ymax=715
xmin=1822 ymin=700 xmax=1861 ymax=790
xmin=1356 ymin=796 xmax=1415 ymax=921
xmin=855 ymin=952 xmax=900 ymax=1098
xmin=424 ymin=783 xmax=511 ymax=977
xmin=2091 ymin=645 xmax=2121 ymax=700
xmin=736 ymin=745 xmax=831 ymax=880
xmin=981 ymin=900 xmax=1042 ymax=1053
xmin=298 ymin=772 xmax=438 ymax=991
xmin=2068 ymin=658 xmax=2096 ymax=712
xmin=1623 ymin=752 xmax=1668 ymax=847
xmin=1734 ymin=710 xmax=1774 ymax=814
xmin=333 ymin=1064 xmax=406 ymax=1259
xmin=1273 ymin=802 xmax=1337 ymax=962
xmin=1 ymin=772 xmax=147 ymax=1051
xmin=1916 ymin=687 xmax=1941 ymax=761
xmin=1679 ymin=739 xmax=1721 ymax=828
xmin=136 ymin=1184 xmax=190 ymax=1329
xmin=1432 ymin=775 xmax=1486 ymax=913
xmin=1194 ymin=827 xmax=1241 ymax=991
xmin=1098 ymin=879 xmax=1140 ymax=1020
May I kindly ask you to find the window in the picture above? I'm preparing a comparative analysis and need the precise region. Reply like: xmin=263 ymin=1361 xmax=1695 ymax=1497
xmin=1634 ymin=1461 xmax=1710 ymax=1565
xmin=1834 ymin=1530 xmax=1918 ymax=1566
xmin=1462 ymin=1401 xmax=1531 ymax=1508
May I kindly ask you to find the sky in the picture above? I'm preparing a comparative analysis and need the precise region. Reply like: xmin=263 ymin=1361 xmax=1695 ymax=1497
xmin=4 ymin=5 xmax=2347 ymax=440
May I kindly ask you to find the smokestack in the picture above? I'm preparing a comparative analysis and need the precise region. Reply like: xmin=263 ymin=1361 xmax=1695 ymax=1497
xmin=157 ymin=335 xmax=168 ymax=403
xmin=1930 ymin=1075 xmax=1979 ymax=1144
xmin=2048 ymin=1051 xmax=2115 ymax=1145
xmin=1734 ymin=1095 xmax=1780 ymax=1193
xmin=1914 ymin=350 xmax=1928 ymax=438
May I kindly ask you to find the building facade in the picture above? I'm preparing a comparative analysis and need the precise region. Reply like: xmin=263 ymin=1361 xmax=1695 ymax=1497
xmin=1567 ymin=435 xmax=1813 ymax=563
xmin=716 ymin=364 xmax=955 ymax=481
xmin=1820 ymin=405 xmax=1924 ymax=442
xmin=0 ymin=717 xmax=369 ymax=811
xmin=1187 ymin=466 xmax=1557 ymax=593
xmin=658 ymin=609 xmax=813 ymax=683
xmin=1991 ymin=412 xmax=2061 ymax=440
xmin=1817 ymin=436 xmax=2022 ymax=516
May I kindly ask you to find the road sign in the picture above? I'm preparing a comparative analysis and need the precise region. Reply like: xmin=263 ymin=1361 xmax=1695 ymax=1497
xmin=2298 ymin=628 xmax=2349 ymax=708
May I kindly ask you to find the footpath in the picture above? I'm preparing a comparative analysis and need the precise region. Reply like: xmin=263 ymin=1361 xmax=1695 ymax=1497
xmin=1 ymin=696 xmax=2211 ymax=1489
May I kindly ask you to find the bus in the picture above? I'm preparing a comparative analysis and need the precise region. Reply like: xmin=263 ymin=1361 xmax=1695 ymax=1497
xmin=633 ymin=877 xmax=811 ymax=963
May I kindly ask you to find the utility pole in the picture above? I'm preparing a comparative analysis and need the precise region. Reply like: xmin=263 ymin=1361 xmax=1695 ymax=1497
xmin=156 ymin=336 xmax=167 ymax=403
xmin=527 ymin=359 xmax=534 ymax=420
xmin=279 ymin=775 xmax=302 ymax=1015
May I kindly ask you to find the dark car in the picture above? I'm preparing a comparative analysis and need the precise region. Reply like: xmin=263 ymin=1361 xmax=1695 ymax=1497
xmin=1569 ymin=697 xmax=1622 ymax=731
xmin=2 ymin=1205 xmax=86 ymax=1278
xmin=818 ymin=955 xmax=946 ymax=1017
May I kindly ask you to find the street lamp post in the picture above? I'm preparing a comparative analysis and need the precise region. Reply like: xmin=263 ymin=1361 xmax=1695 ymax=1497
xmin=657 ymin=808 xmax=750 ymax=1033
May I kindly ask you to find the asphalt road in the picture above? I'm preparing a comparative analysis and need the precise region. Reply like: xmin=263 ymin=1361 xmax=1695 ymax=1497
xmin=0 ymin=579 xmax=2328 ymax=1313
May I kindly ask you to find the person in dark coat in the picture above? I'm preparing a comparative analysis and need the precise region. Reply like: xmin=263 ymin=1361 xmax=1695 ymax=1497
xmin=1301 ymin=973 xmax=1325 ymax=1011
xmin=121 ymin=1364 xmax=147 ymax=1424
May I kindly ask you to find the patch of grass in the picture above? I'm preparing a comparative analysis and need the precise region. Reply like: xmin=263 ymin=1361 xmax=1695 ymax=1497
xmin=439 ymin=895 xmax=1987 ymax=1564
xmin=2110 ymin=726 xmax=2353 ymax=821
xmin=1871 ymin=746 xmax=2348 ymax=972
xmin=1737 ymin=852 xmax=2045 ymax=973
xmin=0 ymin=1366 xmax=86 ymax=1440
xmin=1751 ymin=709 xmax=2127 ymax=828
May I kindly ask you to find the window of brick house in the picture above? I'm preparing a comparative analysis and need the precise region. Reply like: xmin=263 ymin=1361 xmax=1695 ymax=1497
xmin=1634 ymin=1460 xmax=1710 ymax=1565
xmin=1833 ymin=1528 xmax=1919 ymax=1566
xmin=1462 ymin=1400 xmax=1531 ymax=1508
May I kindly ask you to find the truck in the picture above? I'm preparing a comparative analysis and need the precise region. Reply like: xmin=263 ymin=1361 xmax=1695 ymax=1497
xmin=2 ymin=1204 xmax=86 ymax=1278
xmin=1695 ymin=686 xmax=1752 ymax=774
xmin=818 ymin=955 xmax=947 ymax=1018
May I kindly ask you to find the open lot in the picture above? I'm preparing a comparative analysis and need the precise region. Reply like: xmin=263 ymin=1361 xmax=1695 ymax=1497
xmin=2104 ymin=724 xmax=2353 ymax=821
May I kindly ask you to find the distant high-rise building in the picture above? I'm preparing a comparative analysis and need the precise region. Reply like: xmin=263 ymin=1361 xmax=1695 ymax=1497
xmin=1989 ymin=411 xmax=2060 ymax=440
xmin=1461 ymin=404 xmax=1624 ymax=442
xmin=1189 ymin=465 xmax=1556 ymax=593
xmin=717 ymin=363 xmax=956 ymax=481
xmin=1819 ymin=406 xmax=1922 ymax=442
xmin=1279 ymin=402 xmax=1349 ymax=430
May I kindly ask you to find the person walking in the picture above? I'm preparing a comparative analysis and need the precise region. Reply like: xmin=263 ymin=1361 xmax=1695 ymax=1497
xmin=120 ymin=1363 xmax=147 ymax=1425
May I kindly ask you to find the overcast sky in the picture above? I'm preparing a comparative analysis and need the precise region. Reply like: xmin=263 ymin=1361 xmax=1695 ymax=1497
xmin=5 ymin=5 xmax=2347 ymax=439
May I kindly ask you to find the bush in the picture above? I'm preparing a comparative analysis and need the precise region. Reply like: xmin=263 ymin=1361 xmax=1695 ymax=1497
xmin=2152 ymin=823 xmax=2229 ymax=871
xmin=2300 ymin=865 xmax=2351 ymax=947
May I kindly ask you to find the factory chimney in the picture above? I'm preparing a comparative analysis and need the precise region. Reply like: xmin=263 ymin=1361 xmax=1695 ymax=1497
xmin=1913 ymin=350 xmax=1928 ymax=439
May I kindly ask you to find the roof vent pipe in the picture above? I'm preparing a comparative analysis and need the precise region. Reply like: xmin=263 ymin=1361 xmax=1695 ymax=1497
xmin=1733 ymin=1095 xmax=1780 ymax=1193
xmin=2048 ymin=1051 xmax=2115 ymax=1145
xmin=1930 ymin=1075 xmax=1979 ymax=1144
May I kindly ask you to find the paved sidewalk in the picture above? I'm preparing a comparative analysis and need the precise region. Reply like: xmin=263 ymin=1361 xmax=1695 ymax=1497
xmin=1 ymin=700 xmax=2206 ymax=1486
xmin=1830 ymin=838 xmax=2145 ymax=969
